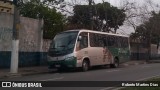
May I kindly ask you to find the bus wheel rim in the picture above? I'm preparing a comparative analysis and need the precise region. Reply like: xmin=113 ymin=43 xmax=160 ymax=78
xmin=83 ymin=62 xmax=88 ymax=71
xmin=115 ymin=60 xmax=119 ymax=67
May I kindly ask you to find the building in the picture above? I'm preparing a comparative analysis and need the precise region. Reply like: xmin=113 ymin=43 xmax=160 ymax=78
xmin=0 ymin=0 xmax=14 ymax=14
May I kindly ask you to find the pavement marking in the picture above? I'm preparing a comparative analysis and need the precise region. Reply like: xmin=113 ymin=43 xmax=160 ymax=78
xmin=100 ymin=86 xmax=124 ymax=90
xmin=100 ymin=87 xmax=115 ymax=90
xmin=112 ymin=87 xmax=125 ymax=90
xmin=123 ymin=64 xmax=129 ymax=66
xmin=106 ymin=70 xmax=120 ymax=73
xmin=141 ymin=66 xmax=152 ymax=68
xmin=40 ymin=77 xmax=64 ymax=81
xmin=54 ymin=73 xmax=60 ymax=75
xmin=135 ymin=63 xmax=139 ymax=65
xmin=136 ymin=74 xmax=160 ymax=81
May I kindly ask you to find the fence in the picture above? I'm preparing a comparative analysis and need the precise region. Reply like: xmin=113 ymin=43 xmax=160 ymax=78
xmin=130 ymin=42 xmax=160 ymax=60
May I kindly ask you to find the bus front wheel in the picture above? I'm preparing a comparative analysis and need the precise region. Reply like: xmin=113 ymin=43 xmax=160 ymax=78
xmin=82 ymin=60 xmax=89 ymax=72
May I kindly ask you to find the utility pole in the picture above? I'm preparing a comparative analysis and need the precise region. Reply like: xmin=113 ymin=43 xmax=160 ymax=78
xmin=89 ymin=0 xmax=93 ymax=30
xmin=10 ymin=0 xmax=20 ymax=74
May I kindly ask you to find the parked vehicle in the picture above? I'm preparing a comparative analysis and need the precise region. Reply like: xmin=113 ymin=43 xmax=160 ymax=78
xmin=47 ymin=29 xmax=130 ymax=71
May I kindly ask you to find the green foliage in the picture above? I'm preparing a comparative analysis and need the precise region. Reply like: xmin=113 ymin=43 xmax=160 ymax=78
xmin=18 ymin=0 xmax=65 ymax=39
xmin=131 ymin=11 xmax=160 ymax=46
xmin=95 ymin=2 xmax=126 ymax=32
xmin=68 ymin=2 xmax=126 ymax=33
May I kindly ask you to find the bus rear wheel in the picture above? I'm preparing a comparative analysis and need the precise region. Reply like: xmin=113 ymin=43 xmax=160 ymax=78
xmin=110 ymin=58 xmax=119 ymax=68
xmin=82 ymin=60 xmax=89 ymax=72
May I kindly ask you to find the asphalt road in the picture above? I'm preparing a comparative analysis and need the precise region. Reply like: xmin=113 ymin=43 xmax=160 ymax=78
xmin=0 ymin=63 xmax=160 ymax=90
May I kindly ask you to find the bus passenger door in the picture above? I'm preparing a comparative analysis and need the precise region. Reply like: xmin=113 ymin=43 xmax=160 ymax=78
xmin=76 ymin=32 xmax=89 ymax=64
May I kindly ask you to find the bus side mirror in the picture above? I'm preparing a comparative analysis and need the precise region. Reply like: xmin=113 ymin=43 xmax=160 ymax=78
xmin=78 ymin=36 xmax=82 ymax=41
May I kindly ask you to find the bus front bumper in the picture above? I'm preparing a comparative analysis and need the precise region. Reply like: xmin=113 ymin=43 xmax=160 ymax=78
xmin=48 ymin=57 xmax=77 ymax=69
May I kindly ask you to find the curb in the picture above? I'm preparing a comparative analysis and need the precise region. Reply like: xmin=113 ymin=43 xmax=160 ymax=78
xmin=148 ymin=60 xmax=160 ymax=63
xmin=121 ymin=62 xmax=147 ymax=67
xmin=21 ymin=71 xmax=49 ymax=76
xmin=0 ymin=70 xmax=49 ymax=79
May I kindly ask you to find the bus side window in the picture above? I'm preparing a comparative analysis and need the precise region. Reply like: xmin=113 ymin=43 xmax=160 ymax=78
xmin=121 ymin=37 xmax=125 ymax=48
xmin=112 ymin=36 xmax=116 ymax=47
xmin=118 ymin=37 xmax=122 ymax=48
xmin=89 ymin=33 xmax=95 ymax=47
xmin=103 ymin=35 xmax=107 ymax=47
xmin=98 ymin=34 xmax=104 ymax=47
xmin=117 ymin=37 xmax=120 ymax=48
xmin=124 ymin=38 xmax=128 ymax=48
xmin=108 ymin=36 xmax=114 ymax=46
xmin=121 ymin=37 xmax=128 ymax=48
xmin=79 ymin=32 xmax=88 ymax=49
xmin=115 ymin=37 xmax=118 ymax=47
xmin=90 ymin=33 xmax=99 ymax=47
xmin=107 ymin=36 xmax=111 ymax=46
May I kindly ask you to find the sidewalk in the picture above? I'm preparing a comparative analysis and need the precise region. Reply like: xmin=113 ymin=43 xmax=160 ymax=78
xmin=0 ymin=60 xmax=160 ymax=79
xmin=0 ymin=66 xmax=49 ymax=79
xmin=120 ymin=60 xmax=147 ymax=66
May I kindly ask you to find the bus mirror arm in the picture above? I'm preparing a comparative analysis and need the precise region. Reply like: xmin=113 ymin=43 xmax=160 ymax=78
xmin=76 ymin=41 xmax=80 ymax=51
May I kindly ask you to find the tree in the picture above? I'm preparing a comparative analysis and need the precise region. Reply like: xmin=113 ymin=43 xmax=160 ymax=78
xmin=148 ymin=11 xmax=160 ymax=47
xmin=120 ymin=0 xmax=160 ymax=32
xmin=132 ymin=11 xmax=160 ymax=45
xmin=17 ymin=0 xmax=66 ymax=39
xmin=130 ymin=11 xmax=160 ymax=60
xmin=68 ymin=2 xmax=126 ymax=33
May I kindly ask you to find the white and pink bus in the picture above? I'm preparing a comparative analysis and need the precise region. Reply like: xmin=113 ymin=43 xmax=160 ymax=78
xmin=47 ymin=29 xmax=130 ymax=71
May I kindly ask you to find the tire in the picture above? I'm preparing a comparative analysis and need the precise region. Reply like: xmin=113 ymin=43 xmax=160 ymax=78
xmin=82 ymin=60 xmax=89 ymax=72
xmin=110 ymin=58 xmax=119 ymax=68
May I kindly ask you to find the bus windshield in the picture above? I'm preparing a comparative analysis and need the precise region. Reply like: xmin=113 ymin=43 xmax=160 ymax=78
xmin=48 ymin=31 xmax=79 ymax=57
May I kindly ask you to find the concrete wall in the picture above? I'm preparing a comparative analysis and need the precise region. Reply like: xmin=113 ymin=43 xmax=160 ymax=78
xmin=18 ymin=17 xmax=44 ymax=67
xmin=130 ymin=42 xmax=160 ymax=60
xmin=42 ymin=39 xmax=51 ymax=52
xmin=130 ymin=42 xmax=148 ymax=60
xmin=0 ymin=12 xmax=50 ymax=68
xmin=0 ymin=13 xmax=13 ymax=51
xmin=151 ymin=44 xmax=158 ymax=55
xmin=158 ymin=45 xmax=160 ymax=54
xmin=0 ymin=12 xmax=13 ymax=68
xmin=19 ymin=17 xmax=43 ymax=52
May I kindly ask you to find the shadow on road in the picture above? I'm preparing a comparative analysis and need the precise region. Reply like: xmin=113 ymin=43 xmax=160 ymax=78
xmin=48 ymin=65 xmax=124 ymax=74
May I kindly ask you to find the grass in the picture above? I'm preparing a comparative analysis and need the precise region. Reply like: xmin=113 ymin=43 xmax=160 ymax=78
xmin=121 ymin=87 xmax=160 ymax=90
xmin=121 ymin=77 xmax=160 ymax=90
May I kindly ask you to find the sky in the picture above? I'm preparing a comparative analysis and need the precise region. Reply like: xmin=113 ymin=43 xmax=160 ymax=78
xmin=94 ymin=0 xmax=160 ymax=35
xmin=64 ymin=0 xmax=160 ymax=35
xmin=10 ymin=0 xmax=160 ymax=35
xmin=94 ymin=0 xmax=160 ymax=7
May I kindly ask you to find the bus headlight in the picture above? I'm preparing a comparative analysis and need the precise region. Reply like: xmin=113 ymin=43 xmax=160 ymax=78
xmin=65 ymin=56 xmax=75 ymax=61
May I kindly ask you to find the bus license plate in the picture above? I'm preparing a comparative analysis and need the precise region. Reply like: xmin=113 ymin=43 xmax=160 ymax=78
xmin=55 ymin=65 xmax=60 ymax=67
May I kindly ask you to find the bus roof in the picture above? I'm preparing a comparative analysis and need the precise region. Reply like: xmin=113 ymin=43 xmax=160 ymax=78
xmin=64 ymin=29 xmax=129 ymax=38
